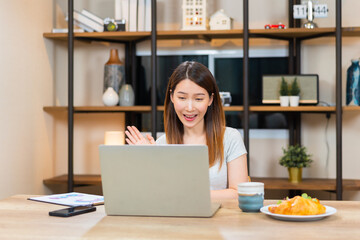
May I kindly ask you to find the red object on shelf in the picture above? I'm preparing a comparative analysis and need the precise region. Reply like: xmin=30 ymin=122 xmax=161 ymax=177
xmin=264 ymin=24 xmax=286 ymax=29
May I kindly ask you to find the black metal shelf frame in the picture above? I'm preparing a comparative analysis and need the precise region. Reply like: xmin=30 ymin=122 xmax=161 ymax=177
xmin=65 ymin=0 xmax=343 ymax=199
xmin=227 ymin=0 xmax=341 ymax=199
xmin=335 ymin=0 xmax=343 ymax=200
xmin=67 ymin=0 xmax=74 ymax=192
xmin=65 ymin=0 xmax=157 ymax=192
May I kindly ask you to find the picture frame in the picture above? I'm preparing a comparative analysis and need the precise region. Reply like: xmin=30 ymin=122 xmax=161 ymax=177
xmin=262 ymin=74 xmax=319 ymax=105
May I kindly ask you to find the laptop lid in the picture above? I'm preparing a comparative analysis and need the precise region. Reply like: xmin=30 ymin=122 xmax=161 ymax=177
xmin=99 ymin=145 xmax=220 ymax=217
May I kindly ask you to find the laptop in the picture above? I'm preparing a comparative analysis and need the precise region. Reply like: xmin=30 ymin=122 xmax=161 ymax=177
xmin=99 ymin=145 xmax=221 ymax=217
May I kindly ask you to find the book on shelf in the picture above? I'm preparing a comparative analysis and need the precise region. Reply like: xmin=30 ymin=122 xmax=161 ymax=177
xmin=115 ymin=0 xmax=122 ymax=20
xmin=129 ymin=0 xmax=138 ymax=31
xmin=28 ymin=192 xmax=104 ymax=207
xmin=51 ymin=28 xmax=85 ymax=33
xmin=73 ymin=19 xmax=95 ymax=32
xmin=137 ymin=0 xmax=145 ymax=31
xmin=144 ymin=0 xmax=152 ymax=31
xmin=122 ymin=0 xmax=129 ymax=31
xmin=65 ymin=15 xmax=93 ymax=32
xmin=81 ymin=9 xmax=104 ymax=26
xmin=73 ymin=10 xmax=104 ymax=32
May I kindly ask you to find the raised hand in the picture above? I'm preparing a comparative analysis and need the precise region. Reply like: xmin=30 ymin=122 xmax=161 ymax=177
xmin=125 ymin=126 xmax=156 ymax=145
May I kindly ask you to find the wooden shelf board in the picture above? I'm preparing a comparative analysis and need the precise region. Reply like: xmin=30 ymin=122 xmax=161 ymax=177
xmin=343 ymin=106 xmax=360 ymax=111
xmin=44 ymin=27 xmax=360 ymax=42
xmin=43 ymin=31 xmax=151 ymax=42
xmin=252 ymin=177 xmax=360 ymax=191
xmin=342 ymin=27 xmax=360 ymax=37
xmin=223 ymin=106 xmax=244 ymax=111
xmin=250 ymin=27 xmax=335 ymax=39
xmin=250 ymin=106 xmax=336 ymax=112
xmin=44 ymin=174 xmax=360 ymax=191
xmin=43 ymin=30 xmax=243 ymax=42
xmin=43 ymin=106 xmax=152 ymax=113
xmin=43 ymin=106 xmax=67 ymax=112
xmin=157 ymin=29 xmax=243 ymax=40
xmin=44 ymin=174 xmax=102 ymax=186
xmin=43 ymin=105 xmax=338 ymax=113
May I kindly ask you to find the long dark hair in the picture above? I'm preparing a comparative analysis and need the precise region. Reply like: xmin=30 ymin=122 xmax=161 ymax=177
xmin=164 ymin=61 xmax=226 ymax=168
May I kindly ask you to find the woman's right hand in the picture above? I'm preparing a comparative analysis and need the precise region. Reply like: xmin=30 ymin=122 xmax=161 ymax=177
xmin=125 ymin=126 xmax=156 ymax=145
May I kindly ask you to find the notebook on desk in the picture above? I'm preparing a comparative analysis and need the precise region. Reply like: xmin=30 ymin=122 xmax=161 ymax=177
xmin=99 ymin=145 xmax=221 ymax=217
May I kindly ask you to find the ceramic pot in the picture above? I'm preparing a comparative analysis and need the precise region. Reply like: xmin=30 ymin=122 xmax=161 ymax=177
xmin=103 ymin=87 xmax=119 ymax=106
xmin=289 ymin=96 xmax=300 ymax=107
xmin=119 ymin=84 xmax=135 ymax=106
xmin=279 ymin=96 xmax=289 ymax=107
xmin=104 ymin=49 xmax=125 ymax=94
xmin=346 ymin=59 xmax=360 ymax=106
xmin=288 ymin=167 xmax=302 ymax=183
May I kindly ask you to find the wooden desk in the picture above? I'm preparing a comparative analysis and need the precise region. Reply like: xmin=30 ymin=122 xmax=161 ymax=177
xmin=1 ymin=195 xmax=360 ymax=239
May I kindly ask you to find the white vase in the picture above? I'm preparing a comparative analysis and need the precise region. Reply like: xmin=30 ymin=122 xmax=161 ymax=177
xmin=290 ymin=96 xmax=300 ymax=107
xmin=119 ymin=84 xmax=135 ymax=106
xmin=102 ymin=87 xmax=119 ymax=106
xmin=279 ymin=96 xmax=289 ymax=107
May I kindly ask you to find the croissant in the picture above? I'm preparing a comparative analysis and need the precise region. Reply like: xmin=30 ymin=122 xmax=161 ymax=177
xmin=269 ymin=196 xmax=326 ymax=215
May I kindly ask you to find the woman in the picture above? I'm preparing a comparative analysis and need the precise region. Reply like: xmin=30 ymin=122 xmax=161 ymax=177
xmin=125 ymin=61 xmax=248 ymax=199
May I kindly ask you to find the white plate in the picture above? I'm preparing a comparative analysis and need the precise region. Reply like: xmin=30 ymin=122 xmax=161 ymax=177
xmin=260 ymin=204 xmax=337 ymax=222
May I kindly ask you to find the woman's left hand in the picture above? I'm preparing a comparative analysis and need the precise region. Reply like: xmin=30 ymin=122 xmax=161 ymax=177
xmin=125 ymin=126 xmax=156 ymax=145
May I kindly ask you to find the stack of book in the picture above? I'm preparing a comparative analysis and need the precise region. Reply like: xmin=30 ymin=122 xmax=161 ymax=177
xmin=115 ymin=0 xmax=152 ymax=32
xmin=64 ymin=9 xmax=104 ymax=32
xmin=57 ymin=0 xmax=153 ymax=33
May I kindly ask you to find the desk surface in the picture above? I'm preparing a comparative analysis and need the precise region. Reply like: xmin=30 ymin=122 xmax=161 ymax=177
xmin=1 ymin=195 xmax=360 ymax=239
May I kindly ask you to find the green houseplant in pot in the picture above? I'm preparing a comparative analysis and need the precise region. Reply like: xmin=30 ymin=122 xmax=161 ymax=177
xmin=279 ymin=77 xmax=289 ymax=107
xmin=289 ymin=77 xmax=300 ymax=107
xmin=279 ymin=144 xmax=313 ymax=183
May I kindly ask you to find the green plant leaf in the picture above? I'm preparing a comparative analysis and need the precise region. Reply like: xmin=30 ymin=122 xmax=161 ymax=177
xmin=279 ymin=77 xmax=289 ymax=96
xmin=290 ymin=77 xmax=300 ymax=95
xmin=279 ymin=144 xmax=313 ymax=168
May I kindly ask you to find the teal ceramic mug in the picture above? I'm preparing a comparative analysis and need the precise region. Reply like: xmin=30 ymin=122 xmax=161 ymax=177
xmin=238 ymin=182 xmax=264 ymax=212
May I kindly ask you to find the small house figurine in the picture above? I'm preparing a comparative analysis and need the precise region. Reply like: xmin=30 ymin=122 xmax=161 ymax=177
xmin=209 ymin=9 xmax=232 ymax=30
xmin=182 ymin=0 xmax=207 ymax=31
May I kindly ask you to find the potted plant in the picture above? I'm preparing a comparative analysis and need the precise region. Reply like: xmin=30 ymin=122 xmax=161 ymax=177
xmin=279 ymin=77 xmax=289 ymax=107
xmin=279 ymin=144 xmax=313 ymax=183
xmin=289 ymin=77 xmax=300 ymax=107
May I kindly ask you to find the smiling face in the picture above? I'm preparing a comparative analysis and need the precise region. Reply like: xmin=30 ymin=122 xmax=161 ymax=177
xmin=170 ymin=79 xmax=213 ymax=132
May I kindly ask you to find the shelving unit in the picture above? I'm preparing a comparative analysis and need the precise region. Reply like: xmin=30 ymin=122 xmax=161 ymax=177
xmin=44 ymin=0 xmax=360 ymax=199
xmin=43 ymin=28 xmax=318 ymax=41
xmin=343 ymin=106 xmax=360 ymax=112
xmin=43 ymin=27 xmax=360 ymax=42
xmin=43 ymin=106 xmax=155 ymax=113
xmin=43 ymin=174 xmax=360 ymax=192
xmin=44 ymin=105 xmax=337 ymax=113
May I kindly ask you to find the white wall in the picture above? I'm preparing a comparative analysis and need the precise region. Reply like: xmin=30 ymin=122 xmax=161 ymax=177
xmin=1 ymin=0 xmax=360 ymax=200
xmin=0 ymin=0 xmax=54 ymax=199
xmin=0 ymin=0 xmax=125 ymax=200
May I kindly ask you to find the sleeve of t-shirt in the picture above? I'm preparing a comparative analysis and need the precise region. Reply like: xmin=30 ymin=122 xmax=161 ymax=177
xmin=156 ymin=134 xmax=167 ymax=144
xmin=224 ymin=127 xmax=247 ymax=163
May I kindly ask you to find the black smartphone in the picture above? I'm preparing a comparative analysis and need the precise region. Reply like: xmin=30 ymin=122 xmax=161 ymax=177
xmin=49 ymin=206 xmax=96 ymax=217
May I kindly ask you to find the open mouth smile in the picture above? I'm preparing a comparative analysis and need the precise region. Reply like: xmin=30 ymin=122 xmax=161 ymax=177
xmin=183 ymin=114 xmax=198 ymax=121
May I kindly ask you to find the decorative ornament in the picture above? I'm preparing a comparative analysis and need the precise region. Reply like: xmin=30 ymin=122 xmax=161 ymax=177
xmin=209 ymin=9 xmax=232 ymax=30
xmin=103 ymin=87 xmax=119 ymax=106
xmin=119 ymin=84 xmax=135 ymax=106
xmin=182 ymin=0 xmax=207 ymax=31
xmin=103 ymin=49 xmax=125 ymax=94
xmin=303 ymin=0 xmax=317 ymax=29
xmin=346 ymin=59 xmax=360 ymax=106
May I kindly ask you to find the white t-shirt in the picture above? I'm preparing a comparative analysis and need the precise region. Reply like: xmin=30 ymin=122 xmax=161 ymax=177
xmin=155 ymin=127 xmax=247 ymax=190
